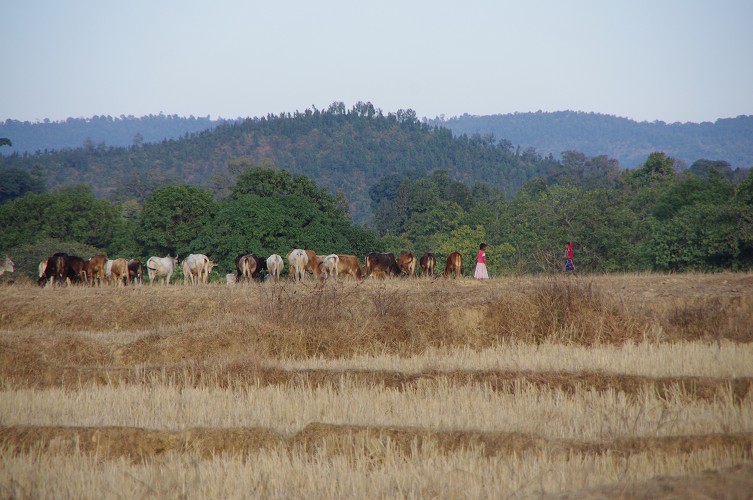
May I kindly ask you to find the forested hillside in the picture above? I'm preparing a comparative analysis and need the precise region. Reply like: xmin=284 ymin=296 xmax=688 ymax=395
xmin=0 ymin=114 xmax=225 ymax=154
xmin=0 ymin=103 xmax=558 ymax=223
xmin=430 ymin=112 xmax=753 ymax=170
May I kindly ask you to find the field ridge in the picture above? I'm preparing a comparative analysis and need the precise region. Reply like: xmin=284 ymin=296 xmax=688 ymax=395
xmin=3 ymin=424 xmax=753 ymax=460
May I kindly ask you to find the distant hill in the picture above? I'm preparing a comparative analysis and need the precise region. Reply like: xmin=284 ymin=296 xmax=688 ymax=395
xmin=428 ymin=111 xmax=753 ymax=169
xmin=0 ymin=104 xmax=557 ymax=223
xmin=0 ymin=114 xmax=227 ymax=154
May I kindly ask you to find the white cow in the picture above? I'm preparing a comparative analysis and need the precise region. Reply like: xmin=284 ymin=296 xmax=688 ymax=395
xmin=147 ymin=255 xmax=179 ymax=285
xmin=0 ymin=256 xmax=15 ymax=277
xmin=38 ymin=259 xmax=48 ymax=279
xmin=266 ymin=254 xmax=284 ymax=283
xmin=202 ymin=258 xmax=218 ymax=284
xmin=318 ymin=254 xmax=340 ymax=281
xmin=105 ymin=259 xmax=114 ymax=282
xmin=183 ymin=254 xmax=206 ymax=285
xmin=286 ymin=249 xmax=308 ymax=282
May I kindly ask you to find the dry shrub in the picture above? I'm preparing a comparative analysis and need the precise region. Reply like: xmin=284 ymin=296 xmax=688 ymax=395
xmin=663 ymin=296 xmax=753 ymax=343
xmin=249 ymin=284 xmax=470 ymax=359
xmin=481 ymin=279 xmax=641 ymax=345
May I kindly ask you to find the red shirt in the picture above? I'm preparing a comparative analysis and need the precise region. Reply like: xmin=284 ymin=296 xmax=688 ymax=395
xmin=566 ymin=243 xmax=574 ymax=259
xmin=477 ymin=250 xmax=486 ymax=264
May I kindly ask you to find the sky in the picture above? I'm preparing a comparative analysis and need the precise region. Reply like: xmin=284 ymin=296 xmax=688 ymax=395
xmin=2 ymin=0 xmax=752 ymax=124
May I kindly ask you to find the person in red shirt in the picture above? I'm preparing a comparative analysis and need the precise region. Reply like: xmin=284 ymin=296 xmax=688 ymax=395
xmin=561 ymin=241 xmax=577 ymax=276
xmin=474 ymin=243 xmax=489 ymax=280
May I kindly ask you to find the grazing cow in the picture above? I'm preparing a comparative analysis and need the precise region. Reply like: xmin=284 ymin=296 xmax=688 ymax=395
xmin=443 ymin=252 xmax=463 ymax=278
xmin=335 ymin=254 xmax=363 ymax=280
xmin=397 ymin=253 xmax=417 ymax=277
xmin=38 ymin=253 xmax=65 ymax=286
xmin=266 ymin=254 xmax=284 ymax=283
xmin=235 ymin=254 xmax=259 ymax=283
xmin=287 ymin=249 xmax=308 ymax=282
xmin=318 ymin=254 xmax=340 ymax=281
xmin=38 ymin=254 xmax=86 ymax=286
xmin=420 ymin=253 xmax=436 ymax=277
xmin=226 ymin=273 xmax=237 ymax=285
xmin=202 ymin=258 xmax=218 ymax=284
xmin=38 ymin=259 xmax=48 ymax=279
xmin=183 ymin=254 xmax=211 ymax=285
xmin=110 ymin=258 xmax=130 ymax=286
xmin=364 ymin=252 xmax=402 ymax=278
xmin=128 ymin=259 xmax=144 ymax=285
xmin=0 ymin=256 xmax=15 ymax=277
xmin=252 ymin=256 xmax=268 ymax=279
xmin=303 ymin=250 xmax=323 ymax=280
xmin=105 ymin=259 xmax=114 ymax=282
xmin=88 ymin=255 xmax=108 ymax=286
xmin=146 ymin=255 xmax=179 ymax=285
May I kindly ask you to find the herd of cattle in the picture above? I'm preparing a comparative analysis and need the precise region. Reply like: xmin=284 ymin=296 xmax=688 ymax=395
xmin=31 ymin=250 xmax=465 ymax=286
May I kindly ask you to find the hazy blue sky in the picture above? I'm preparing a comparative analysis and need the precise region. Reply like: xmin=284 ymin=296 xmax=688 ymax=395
xmin=3 ymin=0 xmax=752 ymax=123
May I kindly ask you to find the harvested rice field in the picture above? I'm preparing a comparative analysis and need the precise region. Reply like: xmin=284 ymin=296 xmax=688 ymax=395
xmin=1 ymin=272 xmax=752 ymax=498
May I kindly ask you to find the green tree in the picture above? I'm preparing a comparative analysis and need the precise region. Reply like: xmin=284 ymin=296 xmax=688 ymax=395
xmin=0 ymin=186 xmax=120 ymax=253
xmin=139 ymin=185 xmax=216 ymax=256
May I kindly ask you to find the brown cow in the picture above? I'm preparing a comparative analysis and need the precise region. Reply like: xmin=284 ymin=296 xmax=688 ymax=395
xmin=420 ymin=253 xmax=436 ymax=277
xmin=397 ymin=253 xmax=417 ymax=277
xmin=128 ymin=259 xmax=144 ymax=285
xmin=443 ymin=252 xmax=463 ymax=278
xmin=364 ymin=252 xmax=402 ymax=278
xmin=236 ymin=254 xmax=261 ymax=283
xmin=88 ymin=255 xmax=108 ymax=286
xmin=336 ymin=254 xmax=363 ymax=280
xmin=110 ymin=258 xmax=130 ymax=286
xmin=304 ymin=250 xmax=323 ymax=280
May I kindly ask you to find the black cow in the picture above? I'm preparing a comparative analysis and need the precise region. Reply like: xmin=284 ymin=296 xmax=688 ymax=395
xmin=128 ymin=259 xmax=144 ymax=285
xmin=38 ymin=253 xmax=86 ymax=286
xmin=364 ymin=252 xmax=402 ymax=278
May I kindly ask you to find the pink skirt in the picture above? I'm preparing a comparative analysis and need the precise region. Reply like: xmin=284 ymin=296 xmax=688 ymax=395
xmin=474 ymin=263 xmax=489 ymax=279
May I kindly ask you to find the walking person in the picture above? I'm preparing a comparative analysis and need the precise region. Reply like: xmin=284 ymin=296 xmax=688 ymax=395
xmin=474 ymin=243 xmax=489 ymax=280
xmin=561 ymin=241 xmax=577 ymax=276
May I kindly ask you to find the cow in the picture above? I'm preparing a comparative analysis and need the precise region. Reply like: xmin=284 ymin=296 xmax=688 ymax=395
xmin=38 ymin=253 xmax=86 ymax=286
xmin=287 ymin=249 xmax=308 ymax=282
xmin=304 ymin=250 xmax=323 ymax=280
xmin=364 ymin=252 xmax=402 ymax=278
xmin=183 ymin=254 xmax=211 ymax=285
xmin=317 ymin=254 xmax=340 ymax=282
xmin=235 ymin=254 xmax=259 ymax=283
xmin=397 ymin=253 xmax=417 ymax=277
xmin=88 ymin=255 xmax=108 ymax=286
xmin=38 ymin=259 xmax=48 ymax=280
xmin=443 ymin=252 xmax=463 ymax=278
xmin=146 ymin=255 xmax=179 ymax=285
xmin=266 ymin=254 xmax=284 ymax=283
xmin=105 ymin=259 xmax=114 ymax=282
xmin=202 ymin=258 xmax=218 ymax=284
xmin=0 ymin=256 xmax=14 ymax=277
xmin=420 ymin=253 xmax=436 ymax=277
xmin=335 ymin=254 xmax=363 ymax=280
xmin=110 ymin=258 xmax=130 ymax=286
xmin=128 ymin=259 xmax=144 ymax=285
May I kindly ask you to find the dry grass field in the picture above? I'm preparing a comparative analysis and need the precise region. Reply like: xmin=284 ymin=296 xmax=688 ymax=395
xmin=1 ymin=272 xmax=752 ymax=498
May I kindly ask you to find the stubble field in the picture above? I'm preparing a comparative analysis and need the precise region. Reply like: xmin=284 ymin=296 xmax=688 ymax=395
xmin=1 ymin=272 xmax=752 ymax=498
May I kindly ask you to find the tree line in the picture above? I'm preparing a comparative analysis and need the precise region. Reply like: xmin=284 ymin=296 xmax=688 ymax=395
xmin=1 ymin=152 xmax=752 ymax=280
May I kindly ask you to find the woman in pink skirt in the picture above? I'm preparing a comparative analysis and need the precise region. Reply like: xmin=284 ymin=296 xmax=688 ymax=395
xmin=474 ymin=243 xmax=489 ymax=280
